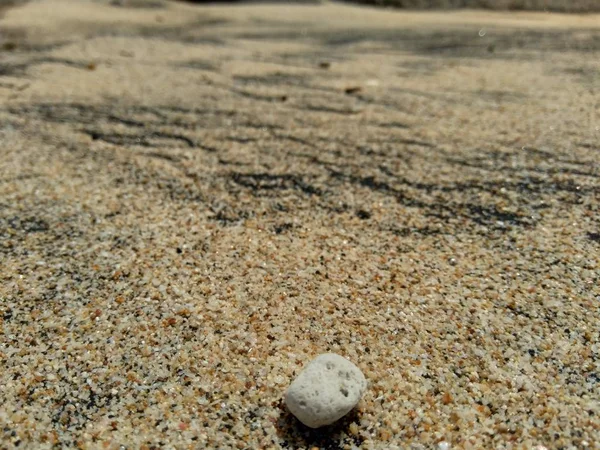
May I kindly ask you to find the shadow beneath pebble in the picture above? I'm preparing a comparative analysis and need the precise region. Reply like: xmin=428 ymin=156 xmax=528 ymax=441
xmin=274 ymin=398 xmax=364 ymax=449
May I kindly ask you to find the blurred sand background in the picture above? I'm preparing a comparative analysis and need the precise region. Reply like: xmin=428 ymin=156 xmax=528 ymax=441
xmin=344 ymin=0 xmax=600 ymax=13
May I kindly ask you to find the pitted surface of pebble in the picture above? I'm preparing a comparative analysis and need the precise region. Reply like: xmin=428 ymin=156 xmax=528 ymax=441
xmin=0 ymin=0 xmax=599 ymax=448
xmin=285 ymin=353 xmax=367 ymax=428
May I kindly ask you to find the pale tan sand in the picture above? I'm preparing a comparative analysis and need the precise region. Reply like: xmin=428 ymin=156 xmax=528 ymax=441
xmin=346 ymin=0 xmax=600 ymax=13
xmin=0 ymin=0 xmax=599 ymax=448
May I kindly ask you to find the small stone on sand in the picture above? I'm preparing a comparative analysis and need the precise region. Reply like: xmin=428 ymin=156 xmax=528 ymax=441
xmin=285 ymin=353 xmax=367 ymax=428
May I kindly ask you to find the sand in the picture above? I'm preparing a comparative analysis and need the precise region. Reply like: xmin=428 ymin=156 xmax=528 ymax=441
xmin=345 ymin=0 xmax=600 ymax=13
xmin=0 ymin=0 xmax=599 ymax=448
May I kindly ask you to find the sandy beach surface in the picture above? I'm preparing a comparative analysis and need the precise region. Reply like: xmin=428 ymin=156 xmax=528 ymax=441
xmin=1 ymin=0 xmax=599 ymax=448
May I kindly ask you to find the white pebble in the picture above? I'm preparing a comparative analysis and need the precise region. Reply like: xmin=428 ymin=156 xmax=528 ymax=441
xmin=284 ymin=353 xmax=367 ymax=428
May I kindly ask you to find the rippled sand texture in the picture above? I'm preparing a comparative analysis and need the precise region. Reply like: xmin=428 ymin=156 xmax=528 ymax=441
xmin=1 ymin=0 xmax=599 ymax=448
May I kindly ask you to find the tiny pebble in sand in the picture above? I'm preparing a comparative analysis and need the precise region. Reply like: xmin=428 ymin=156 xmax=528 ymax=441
xmin=285 ymin=353 xmax=367 ymax=428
